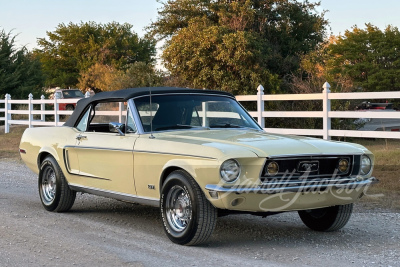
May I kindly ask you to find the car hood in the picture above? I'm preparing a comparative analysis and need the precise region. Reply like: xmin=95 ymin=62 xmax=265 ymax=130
xmin=158 ymin=129 xmax=367 ymax=158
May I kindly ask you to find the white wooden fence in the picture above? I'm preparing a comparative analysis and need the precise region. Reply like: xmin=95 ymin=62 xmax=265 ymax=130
xmin=236 ymin=82 xmax=400 ymax=140
xmin=0 ymin=92 xmax=91 ymax=133
xmin=1 ymin=83 xmax=400 ymax=139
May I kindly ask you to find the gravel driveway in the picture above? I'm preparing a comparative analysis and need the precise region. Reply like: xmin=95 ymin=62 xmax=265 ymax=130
xmin=0 ymin=159 xmax=399 ymax=267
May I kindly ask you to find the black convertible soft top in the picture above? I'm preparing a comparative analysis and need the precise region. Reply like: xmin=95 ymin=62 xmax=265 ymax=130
xmin=63 ymin=87 xmax=233 ymax=127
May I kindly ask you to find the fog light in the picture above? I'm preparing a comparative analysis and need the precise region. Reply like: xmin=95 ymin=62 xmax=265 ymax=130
xmin=266 ymin=161 xmax=279 ymax=176
xmin=338 ymin=159 xmax=349 ymax=173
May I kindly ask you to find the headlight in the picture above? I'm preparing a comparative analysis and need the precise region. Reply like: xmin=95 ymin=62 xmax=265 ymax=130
xmin=360 ymin=155 xmax=372 ymax=175
xmin=220 ymin=159 xmax=241 ymax=183
xmin=266 ymin=161 xmax=279 ymax=176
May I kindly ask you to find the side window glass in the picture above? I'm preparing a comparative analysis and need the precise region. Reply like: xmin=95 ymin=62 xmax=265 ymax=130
xmin=126 ymin=109 xmax=137 ymax=133
xmin=76 ymin=107 xmax=91 ymax=132
xmin=91 ymin=102 xmax=126 ymax=124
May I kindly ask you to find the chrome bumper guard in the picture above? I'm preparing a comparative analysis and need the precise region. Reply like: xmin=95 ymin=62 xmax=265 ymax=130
xmin=205 ymin=177 xmax=379 ymax=194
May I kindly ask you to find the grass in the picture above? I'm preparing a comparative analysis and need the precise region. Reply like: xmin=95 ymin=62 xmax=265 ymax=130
xmin=1 ymin=126 xmax=399 ymax=210
xmin=352 ymin=138 xmax=400 ymax=211
xmin=0 ymin=125 xmax=27 ymax=160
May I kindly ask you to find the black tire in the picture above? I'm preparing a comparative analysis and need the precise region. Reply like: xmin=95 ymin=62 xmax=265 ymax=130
xmin=160 ymin=170 xmax=217 ymax=245
xmin=298 ymin=203 xmax=353 ymax=232
xmin=38 ymin=156 xmax=76 ymax=212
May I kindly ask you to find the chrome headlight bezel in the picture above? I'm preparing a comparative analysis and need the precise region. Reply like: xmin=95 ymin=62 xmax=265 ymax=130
xmin=220 ymin=159 xmax=241 ymax=183
xmin=360 ymin=155 xmax=372 ymax=176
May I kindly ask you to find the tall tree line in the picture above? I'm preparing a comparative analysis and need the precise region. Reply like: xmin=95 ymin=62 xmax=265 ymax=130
xmin=1 ymin=1 xmax=399 ymax=97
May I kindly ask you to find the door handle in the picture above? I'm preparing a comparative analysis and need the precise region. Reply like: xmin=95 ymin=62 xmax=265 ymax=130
xmin=76 ymin=134 xmax=87 ymax=141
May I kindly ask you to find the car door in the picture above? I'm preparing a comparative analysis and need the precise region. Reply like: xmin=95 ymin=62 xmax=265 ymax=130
xmin=65 ymin=101 xmax=138 ymax=195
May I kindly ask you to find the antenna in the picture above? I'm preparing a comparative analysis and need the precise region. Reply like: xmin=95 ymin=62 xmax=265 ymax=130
xmin=149 ymin=88 xmax=155 ymax=139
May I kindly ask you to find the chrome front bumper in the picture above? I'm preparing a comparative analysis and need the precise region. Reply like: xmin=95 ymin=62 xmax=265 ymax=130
xmin=205 ymin=177 xmax=379 ymax=194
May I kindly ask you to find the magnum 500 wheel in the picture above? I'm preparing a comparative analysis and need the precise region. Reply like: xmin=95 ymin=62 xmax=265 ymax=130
xmin=39 ymin=156 xmax=76 ymax=212
xmin=161 ymin=170 xmax=217 ymax=245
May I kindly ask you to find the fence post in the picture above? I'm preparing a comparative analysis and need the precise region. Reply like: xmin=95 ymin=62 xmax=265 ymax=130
xmin=322 ymin=82 xmax=331 ymax=140
xmin=40 ymin=95 xmax=45 ymax=121
xmin=28 ymin=93 xmax=33 ymax=128
xmin=4 ymin=94 xmax=11 ymax=133
xmin=257 ymin=84 xmax=265 ymax=128
xmin=54 ymin=92 xmax=59 ymax=126
xmin=118 ymin=102 xmax=124 ymax=123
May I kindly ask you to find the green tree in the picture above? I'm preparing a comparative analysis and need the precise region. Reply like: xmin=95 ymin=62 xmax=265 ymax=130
xmin=36 ymin=21 xmax=156 ymax=88
xmin=113 ymin=61 xmax=164 ymax=89
xmin=148 ymin=0 xmax=327 ymax=93
xmin=0 ymin=29 xmax=44 ymax=99
xmin=78 ymin=62 xmax=164 ymax=92
xmin=327 ymin=24 xmax=400 ymax=92
xmin=77 ymin=63 xmax=122 ymax=92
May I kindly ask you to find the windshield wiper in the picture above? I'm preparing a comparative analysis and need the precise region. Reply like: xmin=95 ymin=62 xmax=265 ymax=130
xmin=209 ymin=123 xmax=243 ymax=128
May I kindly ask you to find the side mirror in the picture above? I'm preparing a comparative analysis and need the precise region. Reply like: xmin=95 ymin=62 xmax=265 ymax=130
xmin=109 ymin=122 xmax=125 ymax=136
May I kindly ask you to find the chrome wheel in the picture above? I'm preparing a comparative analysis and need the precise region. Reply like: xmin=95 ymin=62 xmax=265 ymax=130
xmin=41 ymin=166 xmax=57 ymax=205
xmin=161 ymin=170 xmax=217 ymax=245
xmin=165 ymin=185 xmax=192 ymax=232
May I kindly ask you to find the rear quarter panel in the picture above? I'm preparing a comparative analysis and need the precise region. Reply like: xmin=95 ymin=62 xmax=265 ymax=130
xmin=19 ymin=127 xmax=78 ymax=175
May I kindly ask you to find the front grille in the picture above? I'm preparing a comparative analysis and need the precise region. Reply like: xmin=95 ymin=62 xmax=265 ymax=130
xmin=261 ymin=155 xmax=360 ymax=183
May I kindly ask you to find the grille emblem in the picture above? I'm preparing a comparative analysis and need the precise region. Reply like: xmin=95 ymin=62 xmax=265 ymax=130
xmin=297 ymin=161 xmax=319 ymax=172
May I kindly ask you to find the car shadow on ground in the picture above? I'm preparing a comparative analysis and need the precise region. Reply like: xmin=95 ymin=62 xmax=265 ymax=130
xmin=61 ymin=193 xmax=380 ymax=249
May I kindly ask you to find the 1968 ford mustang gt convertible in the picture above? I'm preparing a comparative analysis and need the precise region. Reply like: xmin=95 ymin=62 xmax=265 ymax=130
xmin=20 ymin=87 xmax=378 ymax=245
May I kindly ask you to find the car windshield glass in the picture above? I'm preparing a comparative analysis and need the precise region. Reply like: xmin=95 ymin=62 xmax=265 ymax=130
xmin=62 ymin=90 xmax=84 ymax=98
xmin=133 ymin=94 xmax=261 ymax=132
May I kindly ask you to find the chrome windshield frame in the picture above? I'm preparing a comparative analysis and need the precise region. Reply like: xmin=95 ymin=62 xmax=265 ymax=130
xmin=127 ymin=98 xmax=145 ymax=134
xmin=129 ymin=93 xmax=263 ymax=134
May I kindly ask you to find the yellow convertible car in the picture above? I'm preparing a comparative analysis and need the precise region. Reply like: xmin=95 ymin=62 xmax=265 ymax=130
xmin=19 ymin=87 xmax=378 ymax=245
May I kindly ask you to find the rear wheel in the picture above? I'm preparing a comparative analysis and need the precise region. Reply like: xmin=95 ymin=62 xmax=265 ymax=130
xmin=160 ymin=170 xmax=217 ymax=245
xmin=39 ymin=156 xmax=76 ymax=212
xmin=298 ymin=203 xmax=353 ymax=232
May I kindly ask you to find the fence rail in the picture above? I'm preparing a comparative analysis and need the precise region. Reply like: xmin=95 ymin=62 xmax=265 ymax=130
xmin=0 ymin=92 xmax=91 ymax=133
xmin=236 ymin=82 xmax=400 ymax=139
xmin=2 ymin=83 xmax=400 ymax=139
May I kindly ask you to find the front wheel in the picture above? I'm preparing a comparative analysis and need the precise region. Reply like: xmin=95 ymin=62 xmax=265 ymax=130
xmin=298 ymin=203 xmax=353 ymax=232
xmin=39 ymin=156 xmax=76 ymax=212
xmin=160 ymin=170 xmax=217 ymax=245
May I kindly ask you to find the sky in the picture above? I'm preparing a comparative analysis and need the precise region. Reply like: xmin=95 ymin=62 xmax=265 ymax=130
xmin=1 ymin=0 xmax=400 ymax=51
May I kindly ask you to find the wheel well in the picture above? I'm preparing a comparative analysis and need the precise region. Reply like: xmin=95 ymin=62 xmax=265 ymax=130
xmin=159 ymin=167 xmax=182 ymax=192
xmin=37 ymin=152 xmax=51 ymax=169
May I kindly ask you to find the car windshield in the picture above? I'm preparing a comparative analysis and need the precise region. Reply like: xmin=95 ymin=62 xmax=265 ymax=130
xmin=62 ymin=90 xmax=84 ymax=98
xmin=133 ymin=94 xmax=261 ymax=132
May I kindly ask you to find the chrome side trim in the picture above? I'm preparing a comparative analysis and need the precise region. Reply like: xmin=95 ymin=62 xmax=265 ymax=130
xmin=64 ymin=145 xmax=215 ymax=159
xmin=133 ymin=150 xmax=217 ymax=160
xmin=69 ymin=184 xmax=159 ymax=207
xmin=68 ymin=172 xmax=111 ymax=181
xmin=65 ymin=149 xmax=71 ymax=172
xmin=64 ymin=145 xmax=133 ymax=153
xmin=205 ymin=177 xmax=378 ymax=194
